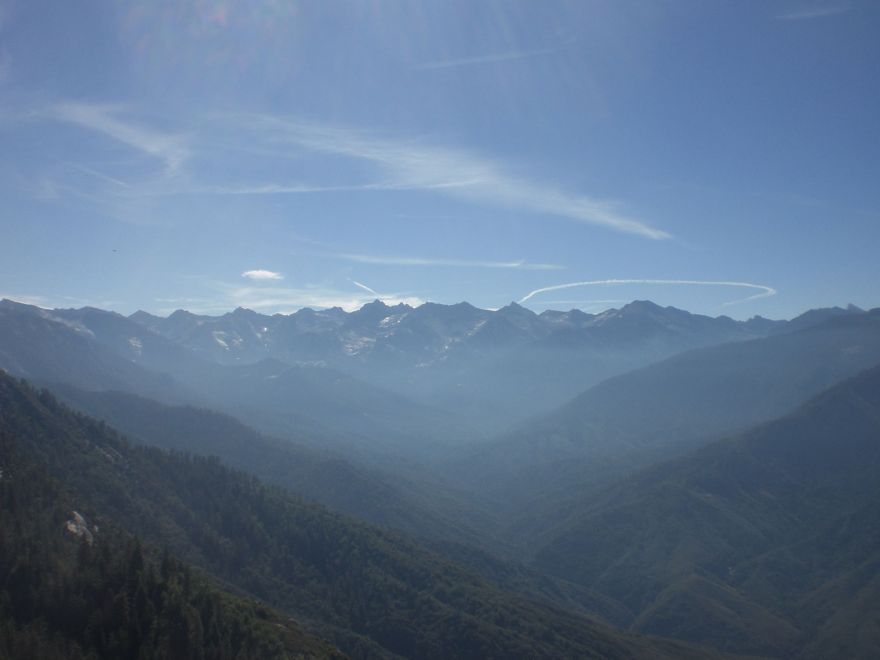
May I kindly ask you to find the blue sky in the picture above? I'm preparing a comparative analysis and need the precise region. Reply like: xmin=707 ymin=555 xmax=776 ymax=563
xmin=1 ymin=1 xmax=878 ymax=319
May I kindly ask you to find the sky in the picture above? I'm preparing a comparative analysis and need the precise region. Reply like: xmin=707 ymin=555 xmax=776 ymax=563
xmin=1 ymin=0 xmax=879 ymax=319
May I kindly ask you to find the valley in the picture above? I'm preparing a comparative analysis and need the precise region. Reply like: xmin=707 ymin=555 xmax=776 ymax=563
xmin=2 ymin=297 xmax=878 ymax=658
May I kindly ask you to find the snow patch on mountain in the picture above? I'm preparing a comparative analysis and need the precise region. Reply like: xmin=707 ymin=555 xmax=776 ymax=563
xmin=213 ymin=331 xmax=230 ymax=349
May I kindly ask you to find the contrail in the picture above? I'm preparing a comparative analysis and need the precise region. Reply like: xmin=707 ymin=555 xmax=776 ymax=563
xmin=350 ymin=280 xmax=380 ymax=296
xmin=518 ymin=279 xmax=777 ymax=306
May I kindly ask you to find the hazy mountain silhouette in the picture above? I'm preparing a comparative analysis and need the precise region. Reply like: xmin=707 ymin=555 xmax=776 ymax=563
xmin=450 ymin=309 xmax=880 ymax=527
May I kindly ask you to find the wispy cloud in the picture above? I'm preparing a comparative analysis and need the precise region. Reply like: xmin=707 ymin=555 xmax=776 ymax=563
xmin=155 ymin=297 xmax=216 ymax=306
xmin=214 ymin=284 xmax=423 ymax=314
xmin=0 ymin=293 xmax=119 ymax=310
xmin=32 ymin=105 xmax=668 ymax=240
xmin=73 ymin=165 xmax=132 ymax=188
xmin=325 ymin=251 xmax=563 ymax=271
xmin=196 ymin=183 xmax=393 ymax=195
xmin=52 ymin=102 xmax=189 ymax=174
xmin=777 ymin=4 xmax=851 ymax=20
xmin=416 ymin=46 xmax=560 ymax=70
xmin=249 ymin=116 xmax=670 ymax=240
xmin=350 ymin=279 xmax=379 ymax=296
xmin=0 ymin=293 xmax=53 ymax=309
xmin=519 ymin=279 xmax=777 ymax=306
xmin=241 ymin=269 xmax=283 ymax=281
xmin=199 ymin=180 xmax=481 ymax=196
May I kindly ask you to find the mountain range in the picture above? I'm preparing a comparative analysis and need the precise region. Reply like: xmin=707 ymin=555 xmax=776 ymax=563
xmin=3 ymin=297 xmax=864 ymax=434
xmin=450 ymin=308 xmax=880 ymax=541
xmin=1 ymin=296 xmax=879 ymax=658
xmin=125 ymin=300 xmax=860 ymax=426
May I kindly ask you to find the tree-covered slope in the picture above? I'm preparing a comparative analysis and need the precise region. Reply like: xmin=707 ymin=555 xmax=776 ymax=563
xmin=0 ymin=371 xmax=726 ymax=660
xmin=530 ymin=364 xmax=880 ymax=658
xmin=45 ymin=385 xmax=644 ymax=635
xmin=52 ymin=384 xmax=497 ymax=549
xmin=0 ymin=416 xmax=345 ymax=659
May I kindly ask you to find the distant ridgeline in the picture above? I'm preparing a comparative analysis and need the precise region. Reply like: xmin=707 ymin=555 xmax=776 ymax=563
xmin=1 ymin=296 xmax=880 ymax=659
xmin=0 ymin=297 xmax=868 ymax=443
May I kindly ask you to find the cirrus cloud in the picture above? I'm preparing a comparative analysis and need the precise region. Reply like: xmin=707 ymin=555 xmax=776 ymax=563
xmin=246 ymin=115 xmax=670 ymax=240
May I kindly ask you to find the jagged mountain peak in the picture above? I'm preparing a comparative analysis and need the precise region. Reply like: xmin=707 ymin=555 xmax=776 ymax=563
xmin=773 ymin=304 xmax=866 ymax=335
xmin=615 ymin=300 xmax=705 ymax=321
xmin=410 ymin=301 xmax=484 ymax=320
xmin=0 ymin=298 xmax=43 ymax=314
xmin=168 ymin=308 xmax=200 ymax=320
xmin=346 ymin=299 xmax=413 ymax=326
xmin=497 ymin=301 xmax=538 ymax=318
xmin=129 ymin=309 xmax=161 ymax=325
xmin=230 ymin=306 xmax=261 ymax=316
xmin=619 ymin=299 xmax=664 ymax=312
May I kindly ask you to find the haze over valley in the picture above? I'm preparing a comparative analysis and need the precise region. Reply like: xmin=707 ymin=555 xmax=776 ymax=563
xmin=2 ymin=2 xmax=879 ymax=658
xmin=3 ymin=296 xmax=880 ymax=657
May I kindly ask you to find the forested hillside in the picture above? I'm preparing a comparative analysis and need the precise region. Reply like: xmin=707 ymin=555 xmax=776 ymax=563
xmin=0 ymin=371 xmax=723 ymax=660
xmin=530 ymin=365 xmax=880 ymax=657
xmin=0 ymin=411 xmax=345 ymax=659
xmin=52 ymin=384 xmax=495 ymax=548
